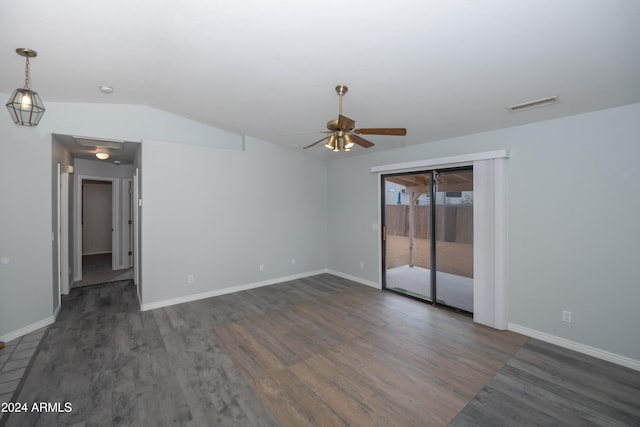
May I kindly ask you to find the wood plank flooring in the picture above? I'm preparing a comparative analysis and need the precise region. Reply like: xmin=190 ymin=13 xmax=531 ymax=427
xmin=3 ymin=274 xmax=639 ymax=426
xmin=451 ymin=339 xmax=640 ymax=426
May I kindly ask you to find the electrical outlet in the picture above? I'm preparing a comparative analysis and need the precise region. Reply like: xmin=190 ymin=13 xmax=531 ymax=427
xmin=291 ymin=258 xmax=296 ymax=266
xmin=188 ymin=274 xmax=195 ymax=284
xmin=562 ymin=310 xmax=572 ymax=323
xmin=259 ymin=264 xmax=264 ymax=271
xmin=359 ymin=261 xmax=365 ymax=270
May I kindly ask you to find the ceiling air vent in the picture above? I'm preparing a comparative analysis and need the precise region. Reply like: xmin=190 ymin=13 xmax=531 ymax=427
xmin=507 ymin=96 xmax=559 ymax=113
xmin=73 ymin=136 xmax=124 ymax=149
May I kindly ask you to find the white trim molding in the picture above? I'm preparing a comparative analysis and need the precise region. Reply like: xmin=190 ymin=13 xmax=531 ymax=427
xmin=327 ymin=269 xmax=381 ymax=289
xmin=0 ymin=314 xmax=56 ymax=344
xmin=371 ymin=150 xmax=509 ymax=174
xmin=509 ymin=323 xmax=640 ymax=372
xmin=141 ymin=269 xmax=328 ymax=311
xmin=53 ymin=302 xmax=61 ymax=320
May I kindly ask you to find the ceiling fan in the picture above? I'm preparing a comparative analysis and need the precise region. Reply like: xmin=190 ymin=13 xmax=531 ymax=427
xmin=302 ymin=85 xmax=407 ymax=152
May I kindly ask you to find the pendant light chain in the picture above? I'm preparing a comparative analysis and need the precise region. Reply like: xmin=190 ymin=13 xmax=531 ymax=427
xmin=24 ymin=56 xmax=31 ymax=90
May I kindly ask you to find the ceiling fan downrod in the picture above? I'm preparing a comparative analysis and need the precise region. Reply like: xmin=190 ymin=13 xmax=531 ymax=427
xmin=336 ymin=85 xmax=348 ymax=116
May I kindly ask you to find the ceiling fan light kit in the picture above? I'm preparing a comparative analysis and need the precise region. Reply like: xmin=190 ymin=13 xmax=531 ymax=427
xmin=302 ymin=85 xmax=407 ymax=152
xmin=6 ymin=48 xmax=46 ymax=126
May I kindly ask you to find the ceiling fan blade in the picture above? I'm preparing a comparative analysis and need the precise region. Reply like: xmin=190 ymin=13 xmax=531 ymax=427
xmin=350 ymin=134 xmax=375 ymax=148
xmin=303 ymin=135 xmax=330 ymax=149
xmin=354 ymin=128 xmax=407 ymax=136
xmin=337 ymin=115 xmax=356 ymax=132
xmin=279 ymin=130 xmax=332 ymax=136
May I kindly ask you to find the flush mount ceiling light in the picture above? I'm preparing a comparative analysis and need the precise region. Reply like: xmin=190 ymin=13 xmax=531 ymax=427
xmin=507 ymin=96 xmax=559 ymax=113
xmin=99 ymin=85 xmax=114 ymax=94
xmin=5 ymin=48 xmax=46 ymax=126
xmin=96 ymin=151 xmax=110 ymax=160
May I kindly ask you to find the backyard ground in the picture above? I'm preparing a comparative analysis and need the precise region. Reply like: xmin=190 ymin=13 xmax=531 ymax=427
xmin=385 ymin=235 xmax=473 ymax=278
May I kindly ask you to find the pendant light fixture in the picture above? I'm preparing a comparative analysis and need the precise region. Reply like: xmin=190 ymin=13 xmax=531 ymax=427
xmin=6 ymin=48 xmax=46 ymax=126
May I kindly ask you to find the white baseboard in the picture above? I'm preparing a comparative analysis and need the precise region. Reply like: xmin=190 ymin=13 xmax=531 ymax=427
xmin=0 ymin=314 xmax=56 ymax=344
xmin=140 ymin=269 xmax=328 ymax=311
xmin=326 ymin=269 xmax=380 ymax=289
xmin=508 ymin=323 xmax=640 ymax=372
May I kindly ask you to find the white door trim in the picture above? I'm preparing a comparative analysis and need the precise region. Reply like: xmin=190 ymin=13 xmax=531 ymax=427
xmin=133 ymin=168 xmax=141 ymax=302
xmin=122 ymin=178 xmax=133 ymax=269
xmin=56 ymin=164 xmax=62 ymax=309
xmin=60 ymin=171 xmax=70 ymax=295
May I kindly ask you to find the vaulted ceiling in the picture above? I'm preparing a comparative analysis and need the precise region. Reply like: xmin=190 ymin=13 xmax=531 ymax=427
xmin=2 ymin=1 xmax=639 ymax=159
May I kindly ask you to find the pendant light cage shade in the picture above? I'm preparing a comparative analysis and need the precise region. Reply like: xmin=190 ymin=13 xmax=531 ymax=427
xmin=6 ymin=48 xmax=45 ymax=126
xmin=6 ymin=88 xmax=45 ymax=126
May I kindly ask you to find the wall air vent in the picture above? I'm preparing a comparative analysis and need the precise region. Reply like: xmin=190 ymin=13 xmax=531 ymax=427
xmin=73 ymin=136 xmax=124 ymax=149
xmin=507 ymin=96 xmax=559 ymax=113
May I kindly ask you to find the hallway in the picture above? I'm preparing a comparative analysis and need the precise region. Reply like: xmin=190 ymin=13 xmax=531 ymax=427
xmin=71 ymin=253 xmax=133 ymax=288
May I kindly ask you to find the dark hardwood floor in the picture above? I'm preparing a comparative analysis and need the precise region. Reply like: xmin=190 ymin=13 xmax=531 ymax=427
xmin=452 ymin=338 xmax=640 ymax=426
xmin=4 ymin=274 xmax=639 ymax=426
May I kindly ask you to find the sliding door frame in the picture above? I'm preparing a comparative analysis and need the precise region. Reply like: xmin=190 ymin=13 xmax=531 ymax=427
xmin=381 ymin=166 xmax=474 ymax=315
xmin=381 ymin=170 xmax=430 ymax=297
xmin=374 ymin=150 xmax=509 ymax=329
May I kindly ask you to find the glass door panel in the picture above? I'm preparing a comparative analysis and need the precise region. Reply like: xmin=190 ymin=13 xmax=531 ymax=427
xmin=383 ymin=173 xmax=432 ymax=301
xmin=434 ymin=170 xmax=474 ymax=312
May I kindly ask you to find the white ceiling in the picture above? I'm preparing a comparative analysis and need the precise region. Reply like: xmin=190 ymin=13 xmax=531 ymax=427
xmin=2 ymin=1 xmax=639 ymax=160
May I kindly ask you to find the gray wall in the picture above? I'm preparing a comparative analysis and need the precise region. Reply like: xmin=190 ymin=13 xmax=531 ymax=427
xmin=141 ymin=136 xmax=327 ymax=305
xmin=1 ymin=109 xmax=52 ymax=336
xmin=326 ymin=103 xmax=640 ymax=361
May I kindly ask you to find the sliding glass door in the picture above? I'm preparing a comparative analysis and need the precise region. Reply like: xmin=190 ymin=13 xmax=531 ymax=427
xmin=383 ymin=172 xmax=433 ymax=302
xmin=382 ymin=167 xmax=474 ymax=314
xmin=433 ymin=170 xmax=474 ymax=312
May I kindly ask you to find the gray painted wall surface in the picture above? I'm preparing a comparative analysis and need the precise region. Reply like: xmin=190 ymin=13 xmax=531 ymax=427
xmin=1 ymin=113 xmax=52 ymax=337
xmin=326 ymin=103 xmax=640 ymax=360
xmin=141 ymin=136 xmax=327 ymax=304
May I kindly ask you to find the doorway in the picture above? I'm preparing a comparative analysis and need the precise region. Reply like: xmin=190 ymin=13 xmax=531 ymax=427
xmin=382 ymin=167 xmax=474 ymax=314
xmin=80 ymin=179 xmax=114 ymax=285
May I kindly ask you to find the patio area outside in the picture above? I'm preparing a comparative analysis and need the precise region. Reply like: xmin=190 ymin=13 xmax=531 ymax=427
xmin=385 ymin=235 xmax=473 ymax=312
